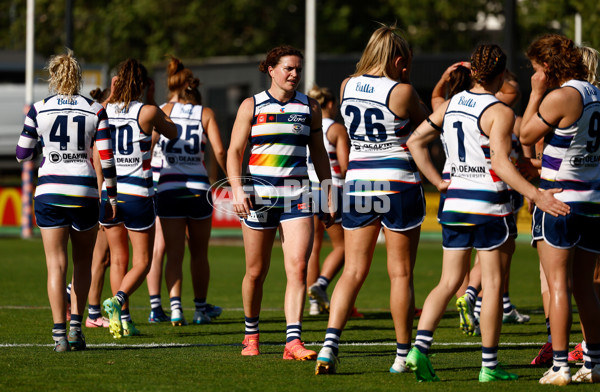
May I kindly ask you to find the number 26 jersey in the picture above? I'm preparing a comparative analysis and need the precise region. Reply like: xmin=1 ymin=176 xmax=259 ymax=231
xmin=341 ymin=75 xmax=420 ymax=196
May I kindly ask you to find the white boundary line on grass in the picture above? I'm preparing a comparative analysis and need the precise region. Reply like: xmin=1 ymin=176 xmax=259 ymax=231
xmin=0 ymin=341 xmax=564 ymax=349
xmin=0 ymin=306 xmax=547 ymax=313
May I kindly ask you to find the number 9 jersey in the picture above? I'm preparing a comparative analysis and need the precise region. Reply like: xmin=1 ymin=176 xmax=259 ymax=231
xmin=540 ymin=80 xmax=600 ymax=216
xmin=341 ymin=75 xmax=420 ymax=196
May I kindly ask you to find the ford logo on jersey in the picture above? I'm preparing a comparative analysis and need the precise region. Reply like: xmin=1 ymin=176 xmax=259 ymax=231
xmin=287 ymin=114 xmax=307 ymax=123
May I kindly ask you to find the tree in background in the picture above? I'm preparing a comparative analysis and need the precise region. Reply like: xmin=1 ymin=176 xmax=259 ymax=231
xmin=0 ymin=0 xmax=598 ymax=69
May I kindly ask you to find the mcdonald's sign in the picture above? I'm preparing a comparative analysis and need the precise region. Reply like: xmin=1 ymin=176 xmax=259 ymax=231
xmin=0 ymin=187 xmax=22 ymax=226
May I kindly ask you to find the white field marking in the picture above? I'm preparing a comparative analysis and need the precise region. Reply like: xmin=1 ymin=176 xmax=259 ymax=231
xmin=0 ymin=341 xmax=575 ymax=349
xmin=0 ymin=306 xmax=547 ymax=314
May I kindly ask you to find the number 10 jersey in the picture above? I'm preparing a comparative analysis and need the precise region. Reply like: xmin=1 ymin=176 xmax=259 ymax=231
xmin=105 ymin=101 xmax=153 ymax=200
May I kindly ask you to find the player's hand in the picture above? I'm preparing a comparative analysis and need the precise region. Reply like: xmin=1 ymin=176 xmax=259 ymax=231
xmin=436 ymin=179 xmax=450 ymax=194
xmin=232 ymin=187 xmax=251 ymax=219
xmin=533 ymin=188 xmax=570 ymax=217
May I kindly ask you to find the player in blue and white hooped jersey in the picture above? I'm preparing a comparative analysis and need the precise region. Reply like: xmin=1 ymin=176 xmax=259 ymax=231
xmin=154 ymin=57 xmax=227 ymax=327
xmin=16 ymin=50 xmax=118 ymax=351
xmin=305 ymin=85 xmax=350 ymax=317
xmin=227 ymin=45 xmax=333 ymax=360
xmin=315 ymin=25 xmax=430 ymax=376
xmin=407 ymin=44 xmax=569 ymax=382
xmin=432 ymin=66 xmax=532 ymax=333
xmin=521 ymin=34 xmax=600 ymax=385
xmin=100 ymin=59 xmax=177 ymax=339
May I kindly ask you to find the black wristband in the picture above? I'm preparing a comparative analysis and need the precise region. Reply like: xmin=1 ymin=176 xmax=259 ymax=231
xmin=427 ymin=117 xmax=443 ymax=132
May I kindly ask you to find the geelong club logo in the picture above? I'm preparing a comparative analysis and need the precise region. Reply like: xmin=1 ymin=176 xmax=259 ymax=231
xmin=49 ymin=151 xmax=62 ymax=163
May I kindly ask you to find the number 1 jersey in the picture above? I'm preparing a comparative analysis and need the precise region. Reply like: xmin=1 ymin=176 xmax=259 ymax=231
xmin=441 ymin=90 xmax=511 ymax=225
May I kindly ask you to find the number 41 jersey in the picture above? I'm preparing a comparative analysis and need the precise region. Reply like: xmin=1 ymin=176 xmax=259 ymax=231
xmin=17 ymin=94 xmax=113 ymax=207
xmin=341 ymin=75 xmax=420 ymax=196
xmin=441 ymin=90 xmax=511 ymax=225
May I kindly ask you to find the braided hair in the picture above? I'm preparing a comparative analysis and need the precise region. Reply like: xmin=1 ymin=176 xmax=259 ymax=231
xmin=470 ymin=44 xmax=507 ymax=85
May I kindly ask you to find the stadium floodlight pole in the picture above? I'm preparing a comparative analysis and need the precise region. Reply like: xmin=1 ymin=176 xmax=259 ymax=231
xmin=574 ymin=13 xmax=582 ymax=45
xmin=304 ymin=0 xmax=316 ymax=93
xmin=21 ymin=0 xmax=35 ymax=239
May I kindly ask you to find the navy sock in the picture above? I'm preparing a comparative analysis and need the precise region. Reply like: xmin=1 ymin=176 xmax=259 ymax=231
xmin=482 ymin=345 xmax=498 ymax=369
xmin=245 ymin=316 xmax=259 ymax=335
xmin=316 ymin=276 xmax=330 ymax=289
xmin=396 ymin=342 xmax=410 ymax=361
xmin=415 ymin=330 xmax=434 ymax=354
xmin=115 ymin=291 xmax=128 ymax=306
xmin=552 ymin=350 xmax=568 ymax=371
xmin=70 ymin=314 xmax=83 ymax=332
xmin=502 ymin=292 xmax=513 ymax=314
xmin=465 ymin=286 xmax=479 ymax=305
xmin=52 ymin=323 xmax=67 ymax=342
xmin=194 ymin=298 xmax=207 ymax=312
xmin=88 ymin=304 xmax=101 ymax=320
xmin=323 ymin=327 xmax=341 ymax=356
xmin=286 ymin=323 xmax=302 ymax=343
xmin=149 ymin=295 xmax=164 ymax=312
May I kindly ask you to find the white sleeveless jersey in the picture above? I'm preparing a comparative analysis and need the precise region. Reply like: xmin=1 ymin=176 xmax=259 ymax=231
xmin=105 ymin=101 xmax=153 ymax=200
xmin=248 ymin=91 xmax=312 ymax=204
xmin=16 ymin=94 xmax=117 ymax=207
xmin=151 ymin=128 xmax=163 ymax=188
xmin=540 ymin=80 xmax=600 ymax=216
xmin=341 ymin=75 xmax=419 ymax=196
xmin=156 ymin=102 xmax=209 ymax=194
xmin=441 ymin=90 xmax=512 ymax=225
xmin=307 ymin=117 xmax=344 ymax=189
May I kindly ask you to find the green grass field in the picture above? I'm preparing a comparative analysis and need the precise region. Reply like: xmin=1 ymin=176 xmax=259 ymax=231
xmin=0 ymin=235 xmax=591 ymax=391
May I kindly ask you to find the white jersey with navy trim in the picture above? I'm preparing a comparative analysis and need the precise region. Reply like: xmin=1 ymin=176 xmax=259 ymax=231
xmin=540 ymin=79 xmax=600 ymax=216
xmin=248 ymin=90 xmax=312 ymax=204
xmin=307 ymin=117 xmax=343 ymax=188
xmin=151 ymin=127 xmax=163 ymax=189
xmin=105 ymin=101 xmax=153 ymax=200
xmin=341 ymin=75 xmax=419 ymax=196
xmin=16 ymin=94 xmax=116 ymax=207
xmin=156 ymin=102 xmax=209 ymax=195
xmin=441 ymin=90 xmax=512 ymax=225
